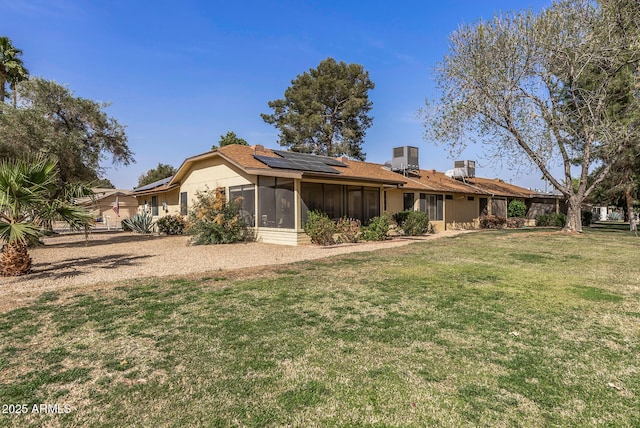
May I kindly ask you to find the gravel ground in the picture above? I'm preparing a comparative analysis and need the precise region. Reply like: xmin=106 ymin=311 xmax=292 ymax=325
xmin=1 ymin=230 xmax=472 ymax=312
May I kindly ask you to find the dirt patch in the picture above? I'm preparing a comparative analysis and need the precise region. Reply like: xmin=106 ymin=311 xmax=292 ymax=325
xmin=0 ymin=230 xmax=474 ymax=313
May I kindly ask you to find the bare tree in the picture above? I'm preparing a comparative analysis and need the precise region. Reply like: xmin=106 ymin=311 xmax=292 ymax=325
xmin=423 ymin=0 xmax=640 ymax=232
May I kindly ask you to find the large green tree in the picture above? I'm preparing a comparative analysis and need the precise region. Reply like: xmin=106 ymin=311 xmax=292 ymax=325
xmin=211 ymin=131 xmax=249 ymax=150
xmin=137 ymin=163 xmax=177 ymax=188
xmin=423 ymin=0 xmax=640 ymax=232
xmin=0 ymin=78 xmax=134 ymax=184
xmin=261 ymin=57 xmax=374 ymax=160
xmin=0 ymin=36 xmax=28 ymax=108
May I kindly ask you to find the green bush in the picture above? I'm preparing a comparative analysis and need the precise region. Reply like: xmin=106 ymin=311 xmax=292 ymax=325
xmin=507 ymin=200 xmax=527 ymax=218
xmin=186 ymin=188 xmax=252 ymax=245
xmin=122 ymin=212 xmax=155 ymax=234
xmin=336 ymin=217 xmax=361 ymax=243
xmin=581 ymin=210 xmax=593 ymax=226
xmin=400 ymin=211 xmax=430 ymax=236
xmin=157 ymin=215 xmax=186 ymax=235
xmin=361 ymin=215 xmax=390 ymax=241
xmin=392 ymin=210 xmax=412 ymax=228
xmin=304 ymin=210 xmax=336 ymax=246
xmin=479 ymin=215 xmax=507 ymax=229
xmin=536 ymin=213 xmax=567 ymax=227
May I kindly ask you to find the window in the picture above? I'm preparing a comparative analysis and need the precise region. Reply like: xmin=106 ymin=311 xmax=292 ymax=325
xmin=151 ymin=196 xmax=158 ymax=216
xmin=300 ymin=183 xmax=380 ymax=225
xmin=403 ymin=193 xmax=415 ymax=211
xmin=229 ymin=185 xmax=255 ymax=227
xmin=323 ymin=184 xmax=343 ymax=220
xmin=479 ymin=198 xmax=488 ymax=216
xmin=347 ymin=186 xmax=363 ymax=219
xmin=180 ymin=192 xmax=188 ymax=215
xmin=445 ymin=195 xmax=453 ymax=200
xmin=420 ymin=194 xmax=444 ymax=221
xmin=258 ymin=177 xmax=294 ymax=229
xmin=363 ymin=188 xmax=380 ymax=223
xmin=468 ymin=196 xmax=475 ymax=201
xmin=301 ymin=182 xmax=323 ymax=225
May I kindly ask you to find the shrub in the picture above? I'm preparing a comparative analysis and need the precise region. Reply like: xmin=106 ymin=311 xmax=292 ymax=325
xmin=507 ymin=200 xmax=527 ymax=218
xmin=361 ymin=215 xmax=390 ymax=241
xmin=392 ymin=210 xmax=411 ymax=228
xmin=157 ymin=215 xmax=186 ymax=235
xmin=608 ymin=211 xmax=623 ymax=221
xmin=336 ymin=217 xmax=361 ymax=243
xmin=304 ymin=210 xmax=336 ymax=246
xmin=122 ymin=212 xmax=155 ymax=234
xmin=186 ymin=188 xmax=252 ymax=245
xmin=581 ymin=210 xmax=593 ymax=227
xmin=536 ymin=213 xmax=567 ymax=227
xmin=480 ymin=215 xmax=507 ymax=229
xmin=506 ymin=217 xmax=525 ymax=228
xmin=400 ymin=211 xmax=430 ymax=236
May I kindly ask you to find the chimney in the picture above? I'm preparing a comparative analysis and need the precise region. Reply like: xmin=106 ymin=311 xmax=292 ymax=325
xmin=252 ymin=144 xmax=265 ymax=153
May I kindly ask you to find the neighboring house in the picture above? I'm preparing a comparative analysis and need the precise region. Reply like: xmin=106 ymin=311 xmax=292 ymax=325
xmin=131 ymin=144 xmax=562 ymax=245
xmin=79 ymin=188 xmax=138 ymax=229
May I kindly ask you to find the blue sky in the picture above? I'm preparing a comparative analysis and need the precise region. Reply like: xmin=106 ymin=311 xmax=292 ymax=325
xmin=4 ymin=0 xmax=552 ymax=190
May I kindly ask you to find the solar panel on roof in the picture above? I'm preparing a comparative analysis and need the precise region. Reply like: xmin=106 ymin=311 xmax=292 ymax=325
xmin=254 ymin=155 xmax=340 ymax=174
xmin=272 ymin=150 xmax=346 ymax=167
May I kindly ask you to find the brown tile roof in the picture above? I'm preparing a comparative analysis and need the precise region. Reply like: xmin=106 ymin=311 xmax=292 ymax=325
xmin=402 ymin=170 xmax=488 ymax=195
xmin=147 ymin=144 xmax=547 ymax=200
xmin=170 ymin=144 xmax=406 ymax=185
xmin=466 ymin=177 xmax=533 ymax=198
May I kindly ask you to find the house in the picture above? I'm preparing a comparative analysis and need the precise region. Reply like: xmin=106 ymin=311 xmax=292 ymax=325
xmin=79 ymin=188 xmax=138 ymax=229
xmin=131 ymin=144 xmax=562 ymax=244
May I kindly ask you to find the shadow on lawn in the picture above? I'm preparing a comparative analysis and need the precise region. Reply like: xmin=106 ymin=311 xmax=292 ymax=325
xmin=27 ymin=253 xmax=153 ymax=281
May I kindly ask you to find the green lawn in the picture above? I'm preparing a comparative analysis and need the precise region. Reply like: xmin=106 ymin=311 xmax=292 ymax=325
xmin=1 ymin=229 xmax=638 ymax=427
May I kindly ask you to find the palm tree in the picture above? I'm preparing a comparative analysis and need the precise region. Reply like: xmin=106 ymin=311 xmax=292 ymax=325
xmin=0 ymin=36 xmax=27 ymax=107
xmin=8 ymin=60 xmax=29 ymax=107
xmin=0 ymin=156 xmax=93 ymax=276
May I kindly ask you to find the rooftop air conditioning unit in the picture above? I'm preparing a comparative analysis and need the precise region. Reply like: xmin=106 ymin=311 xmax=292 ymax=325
xmin=445 ymin=160 xmax=476 ymax=180
xmin=390 ymin=146 xmax=419 ymax=172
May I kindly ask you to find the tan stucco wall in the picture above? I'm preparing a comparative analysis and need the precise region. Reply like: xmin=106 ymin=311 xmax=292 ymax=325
xmin=181 ymin=158 xmax=254 ymax=199
xmin=384 ymin=189 xmax=407 ymax=214
xmin=90 ymin=194 xmax=138 ymax=228
xmin=136 ymin=188 xmax=181 ymax=220
xmin=445 ymin=195 xmax=479 ymax=229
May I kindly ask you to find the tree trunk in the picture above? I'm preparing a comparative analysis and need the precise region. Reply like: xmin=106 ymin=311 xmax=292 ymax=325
xmin=625 ymin=190 xmax=637 ymax=233
xmin=563 ymin=196 xmax=583 ymax=233
xmin=0 ymin=242 xmax=33 ymax=276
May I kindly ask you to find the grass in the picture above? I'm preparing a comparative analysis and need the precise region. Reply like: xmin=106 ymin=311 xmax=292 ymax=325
xmin=0 ymin=229 xmax=639 ymax=427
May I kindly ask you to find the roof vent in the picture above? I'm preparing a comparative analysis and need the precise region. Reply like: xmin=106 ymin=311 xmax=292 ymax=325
xmin=445 ymin=160 xmax=475 ymax=180
xmin=390 ymin=146 xmax=419 ymax=174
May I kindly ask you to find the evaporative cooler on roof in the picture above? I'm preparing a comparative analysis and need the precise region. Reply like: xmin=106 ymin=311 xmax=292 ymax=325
xmin=391 ymin=146 xmax=419 ymax=172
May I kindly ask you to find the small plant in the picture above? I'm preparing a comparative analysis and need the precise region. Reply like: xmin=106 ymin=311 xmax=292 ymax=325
xmin=157 ymin=215 xmax=186 ymax=235
xmin=186 ymin=188 xmax=252 ymax=245
xmin=336 ymin=217 xmax=361 ymax=243
xmin=400 ymin=211 xmax=430 ymax=235
xmin=304 ymin=211 xmax=336 ymax=246
xmin=479 ymin=215 xmax=507 ymax=229
xmin=507 ymin=200 xmax=527 ymax=218
xmin=361 ymin=215 xmax=390 ymax=241
xmin=122 ymin=212 xmax=155 ymax=234
xmin=608 ymin=211 xmax=623 ymax=221
xmin=535 ymin=213 xmax=567 ymax=227
xmin=506 ymin=217 xmax=525 ymax=228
